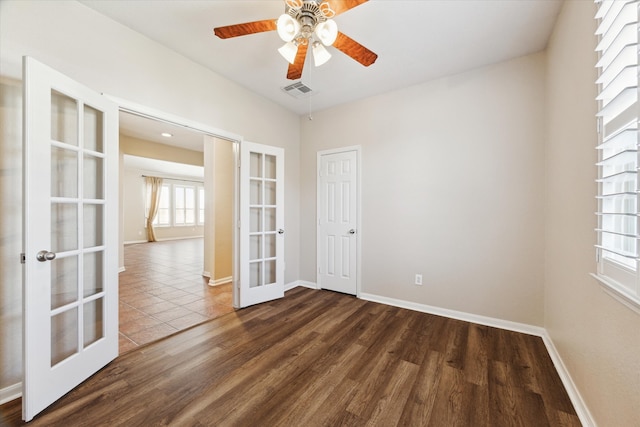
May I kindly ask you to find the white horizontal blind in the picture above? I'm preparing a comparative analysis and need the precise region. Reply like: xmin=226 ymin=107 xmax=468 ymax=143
xmin=595 ymin=0 xmax=640 ymax=303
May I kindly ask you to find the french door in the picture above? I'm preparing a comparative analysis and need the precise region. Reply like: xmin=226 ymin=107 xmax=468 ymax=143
xmin=239 ymin=141 xmax=285 ymax=307
xmin=317 ymin=149 xmax=358 ymax=295
xmin=22 ymin=57 xmax=119 ymax=421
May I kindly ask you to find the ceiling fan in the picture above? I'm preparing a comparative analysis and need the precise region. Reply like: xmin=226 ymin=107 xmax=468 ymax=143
xmin=213 ymin=0 xmax=378 ymax=80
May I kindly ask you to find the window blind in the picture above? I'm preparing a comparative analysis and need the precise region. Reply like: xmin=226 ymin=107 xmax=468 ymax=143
xmin=595 ymin=0 xmax=640 ymax=301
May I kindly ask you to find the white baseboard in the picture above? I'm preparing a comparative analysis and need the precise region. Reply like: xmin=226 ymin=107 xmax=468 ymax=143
xmin=285 ymin=280 xmax=318 ymax=291
xmin=124 ymin=236 xmax=204 ymax=245
xmin=118 ymin=266 xmax=126 ymax=273
xmin=359 ymin=292 xmax=545 ymax=336
xmin=0 ymin=382 xmax=21 ymax=405
xmin=208 ymin=276 xmax=232 ymax=286
xmin=123 ymin=239 xmax=147 ymax=245
xmin=540 ymin=332 xmax=596 ymax=427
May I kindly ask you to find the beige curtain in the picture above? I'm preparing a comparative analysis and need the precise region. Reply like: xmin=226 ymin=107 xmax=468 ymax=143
xmin=145 ymin=176 xmax=163 ymax=242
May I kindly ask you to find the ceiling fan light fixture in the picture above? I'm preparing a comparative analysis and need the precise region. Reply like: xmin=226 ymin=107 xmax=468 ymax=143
xmin=278 ymin=41 xmax=299 ymax=64
xmin=277 ymin=14 xmax=300 ymax=42
xmin=315 ymin=19 xmax=338 ymax=46
xmin=312 ymin=42 xmax=331 ymax=67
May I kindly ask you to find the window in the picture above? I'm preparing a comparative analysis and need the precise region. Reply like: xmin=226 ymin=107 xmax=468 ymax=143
xmin=152 ymin=184 xmax=171 ymax=226
xmin=147 ymin=181 xmax=204 ymax=228
xmin=174 ymin=185 xmax=196 ymax=226
xmin=594 ymin=0 xmax=640 ymax=310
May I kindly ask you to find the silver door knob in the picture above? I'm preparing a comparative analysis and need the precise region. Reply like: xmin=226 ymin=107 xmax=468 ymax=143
xmin=278 ymin=229 xmax=285 ymax=234
xmin=36 ymin=250 xmax=56 ymax=262
xmin=348 ymin=229 xmax=356 ymax=234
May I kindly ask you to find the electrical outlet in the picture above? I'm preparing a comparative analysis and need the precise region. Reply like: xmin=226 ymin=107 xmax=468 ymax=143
xmin=415 ymin=274 xmax=423 ymax=286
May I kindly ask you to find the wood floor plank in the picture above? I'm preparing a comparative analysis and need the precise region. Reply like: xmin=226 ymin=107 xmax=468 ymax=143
xmin=397 ymin=350 xmax=445 ymax=426
xmin=0 ymin=288 xmax=581 ymax=426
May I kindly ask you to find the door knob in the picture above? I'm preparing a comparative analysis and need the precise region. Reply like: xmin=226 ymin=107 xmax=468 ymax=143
xmin=36 ymin=250 xmax=56 ymax=262
xmin=278 ymin=229 xmax=285 ymax=234
xmin=348 ymin=229 xmax=356 ymax=235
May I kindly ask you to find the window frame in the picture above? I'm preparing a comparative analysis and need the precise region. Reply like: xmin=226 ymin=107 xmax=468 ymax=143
xmin=593 ymin=0 xmax=640 ymax=313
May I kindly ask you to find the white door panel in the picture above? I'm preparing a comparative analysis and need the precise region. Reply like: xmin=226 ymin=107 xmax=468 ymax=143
xmin=239 ymin=141 xmax=285 ymax=307
xmin=22 ymin=57 xmax=118 ymax=421
xmin=318 ymin=150 xmax=358 ymax=295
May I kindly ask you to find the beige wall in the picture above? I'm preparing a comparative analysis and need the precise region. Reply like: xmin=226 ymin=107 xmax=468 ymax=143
xmin=301 ymin=53 xmax=546 ymax=326
xmin=0 ymin=79 xmax=23 ymax=389
xmin=213 ymin=140 xmax=234 ymax=281
xmin=120 ymin=135 xmax=204 ymax=167
xmin=0 ymin=0 xmax=300 ymax=394
xmin=545 ymin=1 xmax=640 ymax=425
xmin=122 ymin=169 xmax=204 ymax=243
xmin=120 ymin=136 xmax=206 ymax=243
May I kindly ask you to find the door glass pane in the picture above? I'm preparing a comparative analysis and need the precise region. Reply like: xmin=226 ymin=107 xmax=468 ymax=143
xmin=51 ymin=147 xmax=78 ymax=198
xmin=84 ymin=155 xmax=104 ymax=199
xmin=51 ymin=308 xmax=78 ymax=366
xmin=51 ymin=203 xmax=78 ymax=252
xmin=84 ymin=204 xmax=103 ymax=248
xmin=250 ymin=207 xmax=262 ymax=232
xmin=250 ymin=152 xmax=262 ymax=177
xmin=265 ymin=259 xmax=276 ymax=285
xmin=265 ymin=154 xmax=276 ymax=179
xmin=51 ymin=90 xmax=78 ymax=146
xmin=51 ymin=255 xmax=78 ymax=310
xmin=250 ymin=261 xmax=262 ymax=288
xmin=265 ymin=234 xmax=276 ymax=258
xmin=83 ymin=105 xmax=103 ymax=153
xmin=83 ymin=251 xmax=103 ymax=297
xmin=265 ymin=181 xmax=276 ymax=206
xmin=250 ymin=235 xmax=262 ymax=260
xmin=83 ymin=298 xmax=104 ymax=347
xmin=250 ymin=179 xmax=262 ymax=205
xmin=265 ymin=208 xmax=276 ymax=232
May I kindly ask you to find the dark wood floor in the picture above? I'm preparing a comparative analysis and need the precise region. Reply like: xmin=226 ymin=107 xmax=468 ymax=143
xmin=0 ymin=287 xmax=580 ymax=426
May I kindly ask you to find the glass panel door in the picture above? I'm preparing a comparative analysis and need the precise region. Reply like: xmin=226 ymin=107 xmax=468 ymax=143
xmin=23 ymin=57 xmax=118 ymax=422
xmin=239 ymin=142 xmax=284 ymax=307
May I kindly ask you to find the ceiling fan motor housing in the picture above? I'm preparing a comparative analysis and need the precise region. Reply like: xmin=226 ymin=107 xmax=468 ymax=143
xmin=285 ymin=0 xmax=335 ymax=41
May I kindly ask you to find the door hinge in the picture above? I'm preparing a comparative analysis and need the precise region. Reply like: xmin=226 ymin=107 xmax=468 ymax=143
xmin=20 ymin=253 xmax=26 ymax=264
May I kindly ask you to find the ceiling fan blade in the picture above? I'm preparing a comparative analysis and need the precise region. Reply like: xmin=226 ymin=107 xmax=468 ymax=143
xmin=333 ymin=32 xmax=378 ymax=67
xmin=287 ymin=43 xmax=309 ymax=80
xmin=322 ymin=0 xmax=368 ymax=16
xmin=214 ymin=19 xmax=277 ymax=39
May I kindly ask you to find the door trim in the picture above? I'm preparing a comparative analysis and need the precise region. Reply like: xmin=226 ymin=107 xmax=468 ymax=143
xmin=106 ymin=95 xmax=243 ymax=308
xmin=316 ymin=146 xmax=362 ymax=297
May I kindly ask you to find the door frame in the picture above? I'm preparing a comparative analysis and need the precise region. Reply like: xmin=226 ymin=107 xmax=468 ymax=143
xmin=316 ymin=145 xmax=362 ymax=297
xmin=108 ymin=96 xmax=243 ymax=308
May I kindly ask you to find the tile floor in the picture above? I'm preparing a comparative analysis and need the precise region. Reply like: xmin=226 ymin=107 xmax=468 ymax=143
xmin=119 ymin=238 xmax=233 ymax=354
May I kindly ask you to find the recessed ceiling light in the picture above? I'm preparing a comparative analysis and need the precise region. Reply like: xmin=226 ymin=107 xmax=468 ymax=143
xmin=161 ymin=132 xmax=173 ymax=138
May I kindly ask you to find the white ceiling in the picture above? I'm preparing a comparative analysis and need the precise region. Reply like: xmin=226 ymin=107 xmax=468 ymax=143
xmin=80 ymin=0 xmax=563 ymax=116
xmin=120 ymin=110 xmax=207 ymax=152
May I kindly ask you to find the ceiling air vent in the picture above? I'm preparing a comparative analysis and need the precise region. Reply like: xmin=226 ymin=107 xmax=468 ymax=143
xmin=281 ymin=82 xmax=315 ymax=99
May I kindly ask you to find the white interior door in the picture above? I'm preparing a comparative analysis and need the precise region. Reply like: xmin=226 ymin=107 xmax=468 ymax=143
xmin=239 ymin=141 xmax=285 ymax=307
xmin=318 ymin=149 xmax=358 ymax=295
xmin=22 ymin=57 xmax=119 ymax=421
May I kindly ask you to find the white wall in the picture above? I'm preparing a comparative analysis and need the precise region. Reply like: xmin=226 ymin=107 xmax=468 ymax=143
xmin=0 ymin=0 xmax=300 ymax=393
xmin=545 ymin=2 xmax=640 ymax=425
xmin=301 ymin=53 xmax=546 ymax=326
